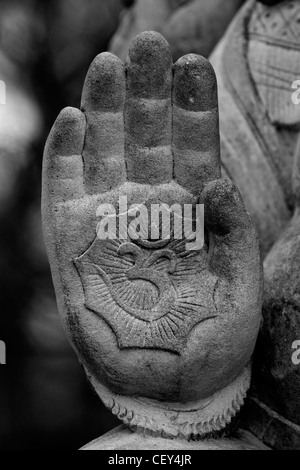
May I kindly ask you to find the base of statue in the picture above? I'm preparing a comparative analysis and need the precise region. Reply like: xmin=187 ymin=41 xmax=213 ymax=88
xmin=80 ymin=425 xmax=270 ymax=450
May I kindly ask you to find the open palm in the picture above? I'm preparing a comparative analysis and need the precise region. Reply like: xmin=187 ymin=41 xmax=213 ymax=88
xmin=42 ymin=32 xmax=262 ymax=404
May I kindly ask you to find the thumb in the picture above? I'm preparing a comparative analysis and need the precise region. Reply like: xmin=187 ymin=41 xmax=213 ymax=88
xmin=200 ymin=178 xmax=262 ymax=283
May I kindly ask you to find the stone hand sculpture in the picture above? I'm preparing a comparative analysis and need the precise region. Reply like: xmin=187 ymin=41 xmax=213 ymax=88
xmin=42 ymin=32 xmax=262 ymax=447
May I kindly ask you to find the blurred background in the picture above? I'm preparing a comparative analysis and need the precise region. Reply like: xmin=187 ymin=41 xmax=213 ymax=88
xmin=0 ymin=0 xmax=245 ymax=450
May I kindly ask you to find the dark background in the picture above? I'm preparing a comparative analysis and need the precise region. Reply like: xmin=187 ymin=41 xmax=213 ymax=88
xmin=0 ymin=0 xmax=124 ymax=450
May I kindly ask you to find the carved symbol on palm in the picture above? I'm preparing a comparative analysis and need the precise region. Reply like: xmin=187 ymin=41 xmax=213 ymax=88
xmin=75 ymin=221 xmax=218 ymax=354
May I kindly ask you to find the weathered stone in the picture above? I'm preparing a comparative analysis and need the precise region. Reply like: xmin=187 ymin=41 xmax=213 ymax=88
xmin=248 ymin=1 xmax=300 ymax=127
xmin=210 ymin=0 xmax=300 ymax=449
xmin=81 ymin=425 xmax=270 ymax=450
xmin=210 ymin=0 xmax=298 ymax=257
xmin=109 ymin=0 xmax=246 ymax=62
xmin=249 ymin=136 xmax=300 ymax=446
xmin=161 ymin=0 xmax=246 ymax=61
xmin=242 ymin=397 xmax=300 ymax=450
xmin=42 ymin=31 xmax=262 ymax=448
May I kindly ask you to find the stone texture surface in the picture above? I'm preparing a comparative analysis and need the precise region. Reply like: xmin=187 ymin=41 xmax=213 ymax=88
xmin=109 ymin=0 xmax=245 ymax=62
xmin=210 ymin=0 xmax=300 ymax=449
xmin=248 ymin=1 xmax=300 ymax=126
xmin=242 ymin=397 xmax=300 ymax=451
xmin=80 ymin=425 xmax=270 ymax=450
xmin=250 ymin=135 xmax=300 ymax=434
xmin=87 ymin=366 xmax=251 ymax=439
xmin=42 ymin=31 xmax=262 ymax=445
xmin=210 ymin=0 xmax=297 ymax=258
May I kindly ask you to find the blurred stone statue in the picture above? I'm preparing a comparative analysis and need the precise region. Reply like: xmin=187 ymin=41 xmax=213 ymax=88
xmin=248 ymin=135 xmax=300 ymax=450
xmin=109 ymin=0 xmax=246 ymax=61
xmin=210 ymin=0 xmax=300 ymax=449
xmin=48 ymin=0 xmax=124 ymax=105
xmin=0 ymin=2 xmax=43 ymax=215
xmin=42 ymin=31 xmax=265 ymax=450
xmin=211 ymin=0 xmax=300 ymax=257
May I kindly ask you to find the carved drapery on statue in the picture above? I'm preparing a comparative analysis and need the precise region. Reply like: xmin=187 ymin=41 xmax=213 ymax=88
xmin=210 ymin=0 xmax=300 ymax=450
